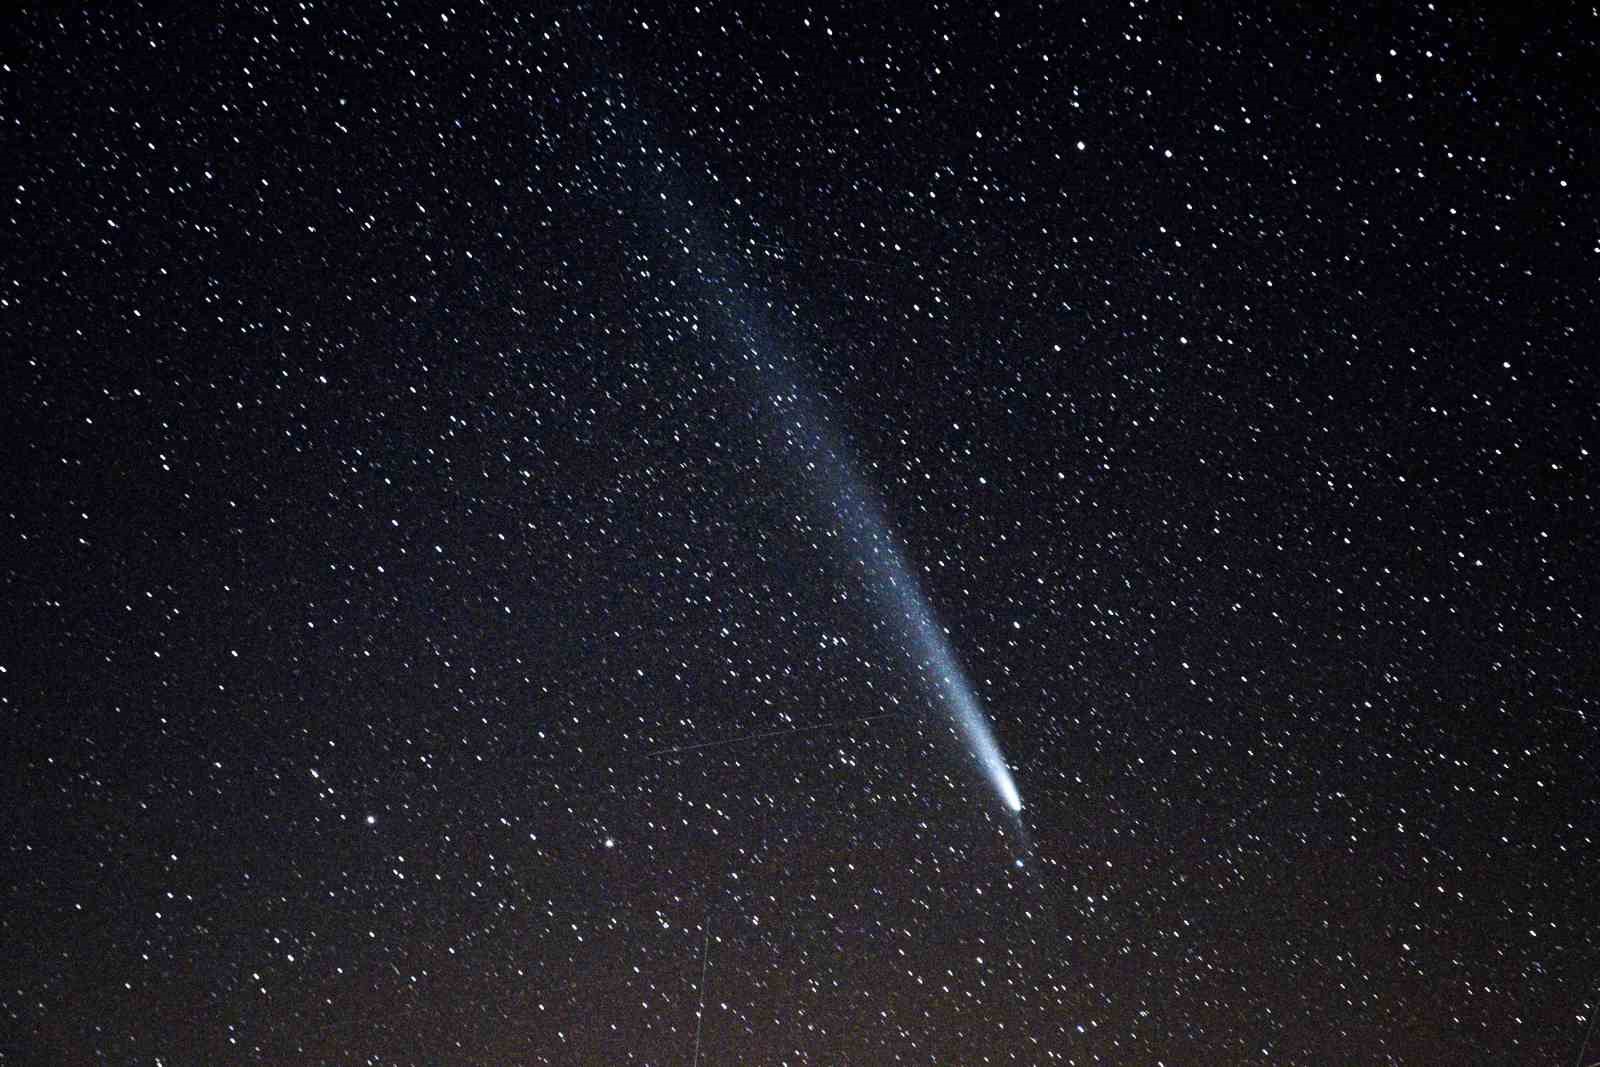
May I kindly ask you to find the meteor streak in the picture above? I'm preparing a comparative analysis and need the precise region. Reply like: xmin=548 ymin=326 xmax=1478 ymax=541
xmin=645 ymin=712 xmax=906 ymax=758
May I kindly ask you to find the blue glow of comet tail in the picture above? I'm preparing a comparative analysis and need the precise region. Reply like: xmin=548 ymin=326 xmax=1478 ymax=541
xmin=854 ymin=507 xmax=1026 ymax=814
xmin=725 ymin=307 xmax=1024 ymax=816
xmin=781 ymin=395 xmax=1024 ymax=813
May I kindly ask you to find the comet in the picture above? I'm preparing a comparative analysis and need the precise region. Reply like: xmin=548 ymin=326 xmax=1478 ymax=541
xmin=653 ymin=208 xmax=1026 ymax=823
xmin=736 ymin=322 xmax=1025 ymax=820
xmin=835 ymin=473 xmax=1026 ymax=817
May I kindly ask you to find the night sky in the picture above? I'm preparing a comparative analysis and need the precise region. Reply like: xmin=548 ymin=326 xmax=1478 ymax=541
xmin=6 ymin=4 xmax=1597 ymax=1064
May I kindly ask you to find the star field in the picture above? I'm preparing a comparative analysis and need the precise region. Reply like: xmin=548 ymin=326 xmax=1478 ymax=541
xmin=5 ymin=3 xmax=1597 ymax=1064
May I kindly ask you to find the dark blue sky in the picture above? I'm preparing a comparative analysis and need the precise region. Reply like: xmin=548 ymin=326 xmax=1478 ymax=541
xmin=6 ymin=3 xmax=1596 ymax=1063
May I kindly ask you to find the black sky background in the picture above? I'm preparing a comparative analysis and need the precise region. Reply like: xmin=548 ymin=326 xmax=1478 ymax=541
xmin=5 ymin=3 xmax=1597 ymax=1064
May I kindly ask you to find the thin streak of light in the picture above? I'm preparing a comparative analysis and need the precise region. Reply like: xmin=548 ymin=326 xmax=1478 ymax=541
xmin=646 ymin=712 xmax=905 ymax=757
xmin=691 ymin=905 xmax=712 ymax=1067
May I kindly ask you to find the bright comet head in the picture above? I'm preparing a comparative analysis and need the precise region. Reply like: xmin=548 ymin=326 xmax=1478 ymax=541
xmin=904 ymin=606 xmax=1024 ymax=817
xmin=945 ymin=679 xmax=1025 ymax=813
